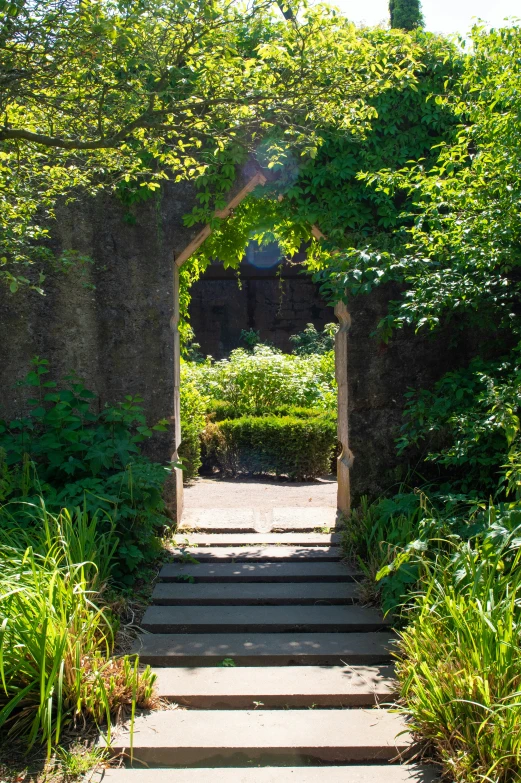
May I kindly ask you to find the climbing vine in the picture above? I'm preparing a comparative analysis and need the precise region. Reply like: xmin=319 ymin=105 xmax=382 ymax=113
xmin=178 ymin=29 xmax=460 ymax=329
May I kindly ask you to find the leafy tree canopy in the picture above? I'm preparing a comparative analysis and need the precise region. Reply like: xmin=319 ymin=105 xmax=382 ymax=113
xmin=192 ymin=31 xmax=461 ymax=283
xmin=199 ymin=24 xmax=521 ymax=354
xmin=315 ymin=25 xmax=521 ymax=341
xmin=0 ymin=0 xmax=423 ymax=292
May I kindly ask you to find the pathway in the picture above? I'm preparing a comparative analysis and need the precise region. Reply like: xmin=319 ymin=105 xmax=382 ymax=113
xmin=102 ymin=482 xmax=437 ymax=782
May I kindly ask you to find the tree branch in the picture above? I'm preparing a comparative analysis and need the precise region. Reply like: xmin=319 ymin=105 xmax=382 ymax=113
xmin=277 ymin=1 xmax=295 ymax=20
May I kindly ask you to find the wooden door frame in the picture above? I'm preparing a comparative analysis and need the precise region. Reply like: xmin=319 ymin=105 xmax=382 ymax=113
xmin=171 ymin=173 xmax=352 ymax=523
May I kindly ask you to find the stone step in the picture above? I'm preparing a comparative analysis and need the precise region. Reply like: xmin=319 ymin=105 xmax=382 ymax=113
xmin=159 ymin=562 xmax=360 ymax=583
xmin=179 ymin=507 xmax=338 ymax=534
xmin=141 ymin=605 xmax=389 ymax=634
xmin=152 ymin=582 xmax=359 ymax=606
xmin=153 ymin=664 xmax=396 ymax=708
xmin=169 ymin=546 xmax=342 ymax=562
xmin=132 ymin=632 xmax=396 ymax=666
xmin=269 ymin=507 xmax=339 ymax=532
xmin=175 ymin=533 xmax=341 ymax=547
xmin=104 ymin=708 xmax=411 ymax=766
xmin=179 ymin=508 xmax=260 ymax=533
xmin=98 ymin=766 xmax=439 ymax=783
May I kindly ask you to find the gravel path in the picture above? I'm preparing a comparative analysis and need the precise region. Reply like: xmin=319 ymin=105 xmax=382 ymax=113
xmin=184 ymin=476 xmax=337 ymax=509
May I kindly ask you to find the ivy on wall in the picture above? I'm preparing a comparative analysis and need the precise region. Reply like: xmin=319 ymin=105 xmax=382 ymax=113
xmin=176 ymin=29 xmax=460 ymax=338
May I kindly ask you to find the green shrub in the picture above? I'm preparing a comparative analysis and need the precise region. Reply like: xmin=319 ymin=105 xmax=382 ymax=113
xmin=397 ymin=351 xmax=521 ymax=496
xmin=0 ymin=504 xmax=156 ymax=753
xmin=240 ymin=328 xmax=261 ymax=350
xmin=180 ymin=341 xmax=337 ymax=481
xmin=348 ymin=489 xmax=521 ymax=780
xmin=203 ymin=413 xmax=337 ymax=480
xmin=178 ymin=373 xmax=208 ymax=482
xmin=289 ymin=322 xmax=338 ymax=355
xmin=0 ymin=358 xmax=170 ymax=581
xmin=341 ymin=492 xmax=427 ymax=611
xmin=183 ymin=345 xmax=336 ymax=413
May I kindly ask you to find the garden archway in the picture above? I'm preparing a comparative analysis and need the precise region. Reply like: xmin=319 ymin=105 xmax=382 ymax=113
xmin=171 ymin=172 xmax=352 ymax=522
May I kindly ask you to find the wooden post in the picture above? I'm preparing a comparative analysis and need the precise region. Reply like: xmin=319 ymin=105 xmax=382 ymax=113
xmin=170 ymin=262 xmax=184 ymax=525
xmin=335 ymin=300 xmax=353 ymax=515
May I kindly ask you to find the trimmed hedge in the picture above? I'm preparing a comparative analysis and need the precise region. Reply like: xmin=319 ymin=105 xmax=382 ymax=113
xmin=202 ymin=413 xmax=337 ymax=481
xmin=208 ymin=400 xmax=330 ymax=422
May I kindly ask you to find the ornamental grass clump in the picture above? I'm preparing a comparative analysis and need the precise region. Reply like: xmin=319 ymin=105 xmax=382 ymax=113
xmin=0 ymin=504 xmax=156 ymax=754
xmin=397 ymin=538 xmax=521 ymax=782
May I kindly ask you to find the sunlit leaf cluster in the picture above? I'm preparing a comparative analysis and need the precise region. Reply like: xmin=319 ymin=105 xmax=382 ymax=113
xmin=1 ymin=0 xmax=425 ymax=291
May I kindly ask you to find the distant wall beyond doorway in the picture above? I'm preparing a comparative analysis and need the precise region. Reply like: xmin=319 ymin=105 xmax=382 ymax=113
xmin=189 ymin=256 xmax=331 ymax=358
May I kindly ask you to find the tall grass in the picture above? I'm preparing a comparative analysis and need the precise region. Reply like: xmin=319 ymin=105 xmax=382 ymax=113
xmin=345 ymin=493 xmax=521 ymax=779
xmin=0 ymin=503 xmax=156 ymax=754
xmin=397 ymin=537 xmax=521 ymax=782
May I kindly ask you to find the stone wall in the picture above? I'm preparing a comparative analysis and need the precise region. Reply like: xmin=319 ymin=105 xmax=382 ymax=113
xmin=346 ymin=285 xmax=466 ymax=501
xmin=0 ymin=179 xmax=205 ymax=463
xmin=189 ymin=260 xmax=331 ymax=358
xmin=0 ymin=181 xmax=470 ymax=503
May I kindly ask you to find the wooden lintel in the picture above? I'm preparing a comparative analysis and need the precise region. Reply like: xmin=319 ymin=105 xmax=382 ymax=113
xmin=311 ymin=225 xmax=325 ymax=240
xmin=175 ymin=226 xmax=212 ymax=268
xmin=175 ymin=172 xmax=267 ymax=268
xmin=215 ymin=172 xmax=267 ymax=218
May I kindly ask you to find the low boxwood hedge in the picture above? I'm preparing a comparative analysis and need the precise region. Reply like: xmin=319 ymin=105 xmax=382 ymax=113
xmin=202 ymin=412 xmax=337 ymax=481
xmin=208 ymin=400 xmax=331 ymax=421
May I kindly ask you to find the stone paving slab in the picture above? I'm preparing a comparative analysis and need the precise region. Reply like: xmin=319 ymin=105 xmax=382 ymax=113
xmin=98 ymin=766 xmax=440 ymax=783
xmin=159 ymin=562 xmax=360 ymax=583
xmin=169 ymin=546 xmax=343 ymax=562
xmin=176 ymin=533 xmax=342 ymax=547
xmin=152 ymin=582 xmax=359 ymax=606
xmin=270 ymin=507 xmax=339 ymax=531
xmin=183 ymin=477 xmax=337 ymax=510
xmin=132 ymin=632 xmax=396 ymax=666
xmin=179 ymin=507 xmax=339 ymax=533
xmin=103 ymin=708 xmax=412 ymax=766
xmin=153 ymin=664 xmax=396 ymax=708
xmin=141 ymin=605 xmax=389 ymax=634
xmin=179 ymin=509 xmax=260 ymax=533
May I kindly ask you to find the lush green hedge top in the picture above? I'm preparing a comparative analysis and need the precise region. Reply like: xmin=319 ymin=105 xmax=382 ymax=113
xmin=208 ymin=401 xmax=336 ymax=422
xmin=182 ymin=345 xmax=336 ymax=414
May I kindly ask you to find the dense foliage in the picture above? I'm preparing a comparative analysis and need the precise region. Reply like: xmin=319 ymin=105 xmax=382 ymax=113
xmin=396 ymin=351 xmax=521 ymax=496
xmin=0 ymin=504 xmax=156 ymax=753
xmin=309 ymin=26 xmax=521 ymax=357
xmin=0 ymin=0 xmax=425 ymax=293
xmin=289 ymin=322 xmax=338 ymax=355
xmin=190 ymin=30 xmax=460 ymax=270
xmin=178 ymin=376 xmax=208 ymax=481
xmin=344 ymin=493 xmax=521 ymax=782
xmin=180 ymin=334 xmax=337 ymax=481
xmin=399 ymin=542 xmax=521 ymax=782
xmin=0 ymin=359 xmax=170 ymax=581
xmin=184 ymin=345 xmax=336 ymax=413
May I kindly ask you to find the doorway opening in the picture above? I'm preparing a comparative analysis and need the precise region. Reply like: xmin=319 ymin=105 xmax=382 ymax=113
xmin=171 ymin=173 xmax=351 ymax=524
